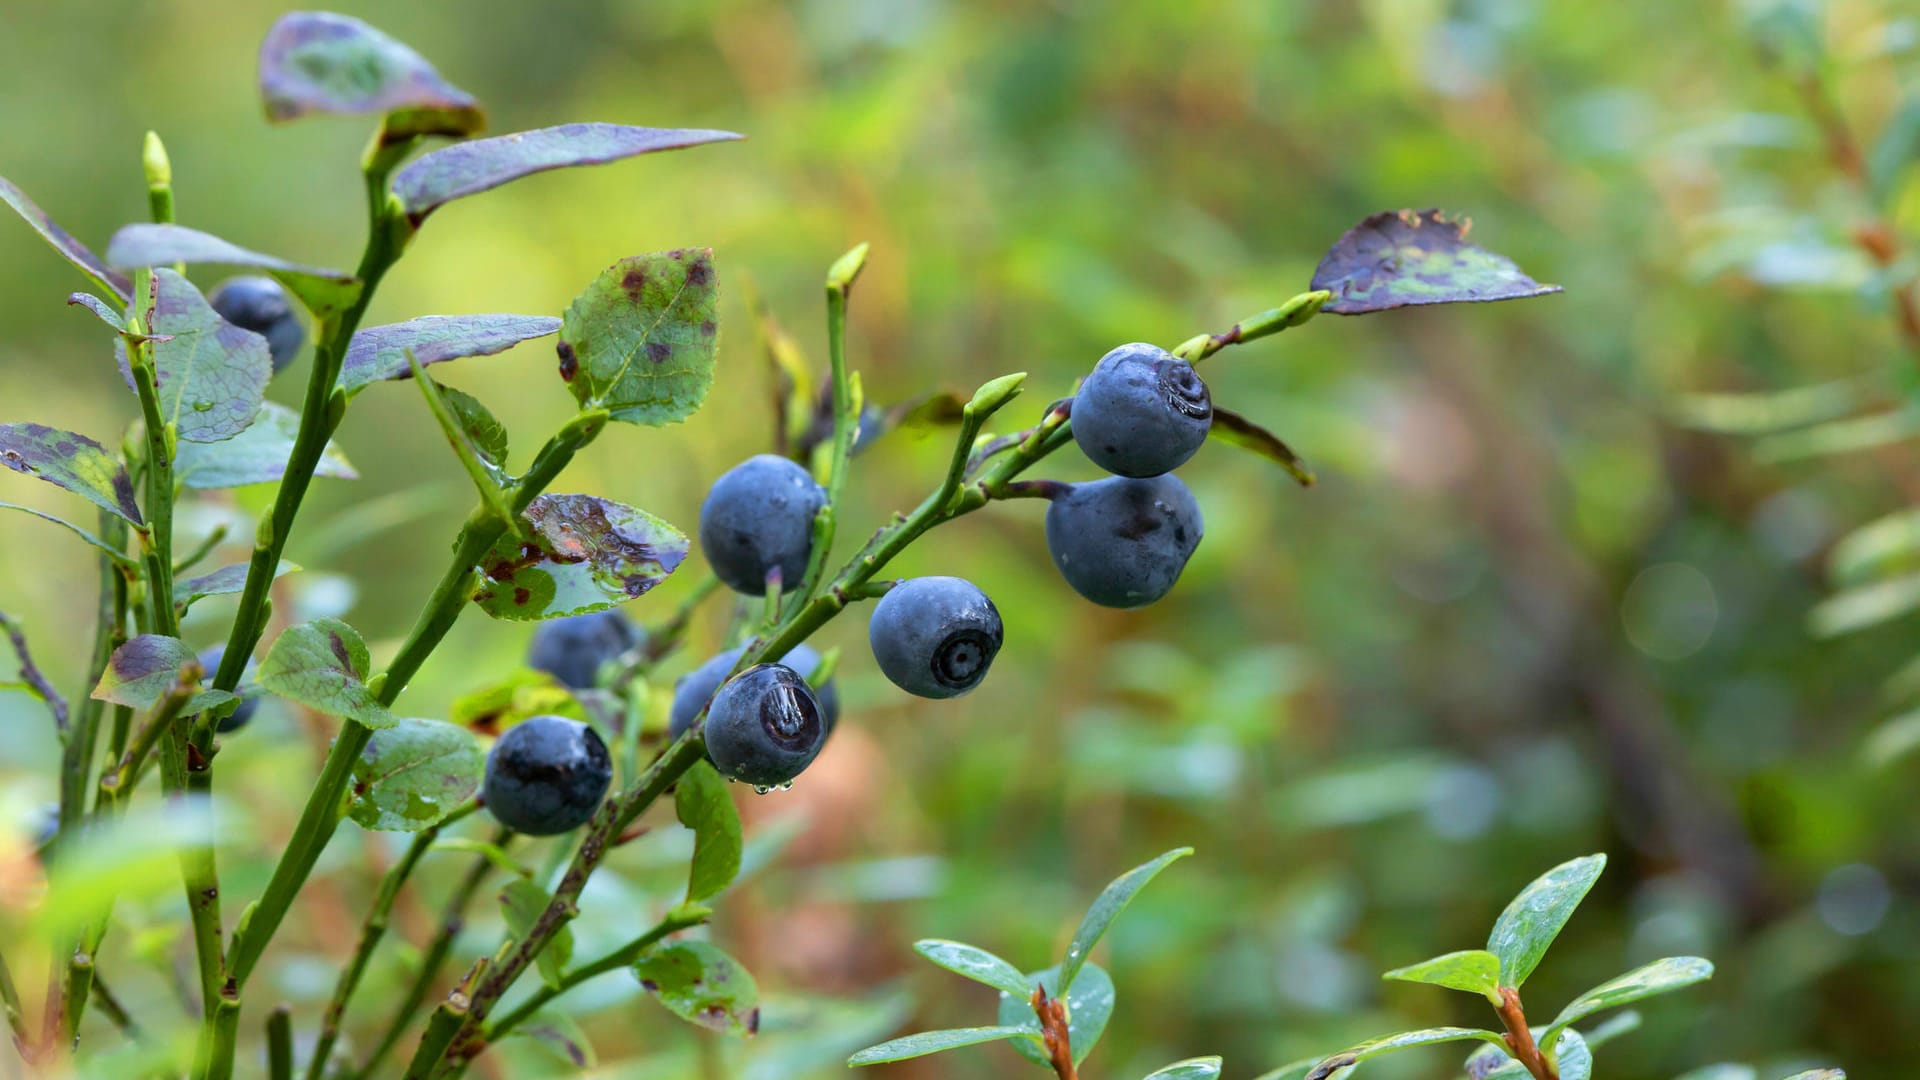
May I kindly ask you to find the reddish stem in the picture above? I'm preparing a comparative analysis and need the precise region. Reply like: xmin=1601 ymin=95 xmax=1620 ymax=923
xmin=1494 ymin=987 xmax=1556 ymax=1080
xmin=1030 ymin=986 xmax=1080 ymax=1080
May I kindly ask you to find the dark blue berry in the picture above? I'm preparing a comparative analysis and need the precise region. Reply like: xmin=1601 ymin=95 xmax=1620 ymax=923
xmin=198 ymin=645 xmax=258 ymax=733
xmin=698 ymin=455 xmax=826 ymax=596
xmin=209 ymin=276 xmax=305 ymax=374
xmin=868 ymin=577 xmax=1003 ymax=698
xmin=669 ymin=643 xmax=838 ymax=740
xmin=481 ymin=715 xmax=612 ymax=835
xmin=1071 ymin=343 xmax=1212 ymax=478
xmin=703 ymin=664 xmax=826 ymax=787
xmin=1045 ymin=474 xmax=1204 ymax=608
xmin=527 ymin=610 xmax=643 ymax=691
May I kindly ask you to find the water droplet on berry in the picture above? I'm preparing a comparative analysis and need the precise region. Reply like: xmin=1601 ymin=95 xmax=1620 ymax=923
xmin=752 ymin=784 xmax=772 ymax=795
xmin=777 ymin=781 xmax=794 ymax=792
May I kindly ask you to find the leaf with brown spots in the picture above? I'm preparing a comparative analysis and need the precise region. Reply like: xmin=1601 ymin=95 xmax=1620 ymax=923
xmin=91 ymin=635 xmax=234 ymax=713
xmin=1311 ymin=209 xmax=1562 ymax=314
xmin=471 ymin=493 xmax=688 ymax=621
xmin=558 ymin=249 xmax=721 ymax=427
xmin=349 ymin=718 xmax=483 ymax=831
xmin=633 ymin=941 xmax=760 ymax=1037
xmin=0 ymin=423 xmax=143 ymax=527
xmin=337 ymin=314 xmax=561 ymax=396
xmin=256 ymin=618 xmax=395 ymax=729
xmin=504 ymin=1011 xmax=597 ymax=1069
xmin=0 ymin=175 xmax=130 ymax=300
xmin=391 ymin=124 xmax=742 ymax=225
xmin=258 ymin=12 xmax=484 ymax=140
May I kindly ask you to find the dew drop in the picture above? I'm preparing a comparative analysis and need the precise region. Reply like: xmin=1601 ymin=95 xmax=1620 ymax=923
xmin=752 ymin=785 xmax=772 ymax=796
xmin=777 ymin=781 xmax=794 ymax=792
xmin=192 ymin=400 xmax=214 ymax=412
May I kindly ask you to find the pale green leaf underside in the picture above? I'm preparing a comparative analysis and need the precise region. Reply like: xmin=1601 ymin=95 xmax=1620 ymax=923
xmin=848 ymin=1025 xmax=1040 ymax=1066
xmin=1543 ymin=956 xmax=1713 ymax=1045
xmin=913 ymin=939 xmax=1031 ymax=998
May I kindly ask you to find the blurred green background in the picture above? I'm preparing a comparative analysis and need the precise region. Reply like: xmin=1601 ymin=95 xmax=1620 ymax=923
xmin=1 ymin=1 xmax=1916 ymax=1077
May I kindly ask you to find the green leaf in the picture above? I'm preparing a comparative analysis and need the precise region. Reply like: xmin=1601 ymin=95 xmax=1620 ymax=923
xmin=1865 ymin=708 xmax=1920 ymax=766
xmin=1868 ymin=94 xmax=1920 ymax=203
xmin=1670 ymin=1068 xmax=1757 ymax=1080
xmin=258 ymin=12 xmax=483 ymax=139
xmin=348 ymin=717 xmax=483 ymax=831
xmin=1247 ymin=1059 xmax=1318 ymax=1080
xmin=0 ymin=175 xmax=130 ymax=300
xmin=1382 ymin=949 xmax=1502 ymax=1003
xmin=1752 ymin=409 xmax=1920 ymax=463
xmin=0 ymin=423 xmax=143 ymax=527
xmin=1208 ymin=406 xmax=1314 ymax=486
xmin=392 ymin=124 xmax=743 ymax=226
xmin=1810 ymin=572 xmax=1920 ymax=638
xmin=1468 ymin=1029 xmax=1594 ymax=1080
xmin=848 ymin=1026 xmax=1040 ymax=1066
xmin=1543 ymin=956 xmax=1713 ymax=1046
xmin=436 ymin=385 xmax=508 ymax=468
xmin=500 ymin=878 xmax=574 ymax=991
xmin=1579 ymin=1008 xmax=1641 ymax=1049
xmin=0 ymin=502 xmax=136 ymax=567
xmin=68 ymin=292 xmax=142 ymax=334
xmin=1307 ymin=1027 xmax=1505 ymax=1080
xmin=90 ymin=635 xmax=232 ymax=713
xmin=675 ymin=760 xmax=743 ymax=904
xmin=558 ymin=249 xmax=720 ymax=426
xmin=912 ymin=940 xmax=1031 ymax=998
xmin=995 ymin=962 xmax=1115 ymax=1068
xmin=175 ymin=401 xmax=358 ymax=489
xmin=256 ymin=618 xmax=394 ymax=729
xmin=1828 ymin=507 xmax=1920 ymax=586
xmin=118 ymin=269 xmax=270 ymax=444
xmin=1669 ymin=378 xmax=1877 ymax=436
xmin=1310 ymin=209 xmax=1562 ymax=314
xmin=174 ymin=560 xmax=298 ymax=615
xmin=1779 ymin=1070 xmax=1846 ymax=1080
xmin=1059 ymin=846 xmax=1191 ymax=992
xmin=503 ymin=1010 xmax=596 ymax=1069
xmin=337 ymin=314 xmax=562 ymax=397
xmin=634 ymin=941 xmax=760 ymax=1036
xmin=448 ymin=671 xmax=587 ymax=735
xmin=1486 ymin=853 xmax=1606 ymax=988
xmin=1144 ymin=1057 xmax=1224 ymax=1079
xmin=471 ymin=493 xmax=688 ymax=620
xmin=105 ymin=224 xmax=361 ymax=318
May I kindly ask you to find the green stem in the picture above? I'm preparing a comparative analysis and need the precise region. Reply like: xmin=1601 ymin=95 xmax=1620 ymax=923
xmin=404 ymin=991 xmax=471 ymax=1080
xmin=356 ymin=837 xmax=503 ymax=1079
xmin=267 ymin=1006 xmax=293 ymax=1080
xmin=305 ymin=802 xmax=478 ymax=1080
xmin=790 ymin=246 xmax=867 ymax=609
xmin=89 ymin=970 xmax=138 ymax=1040
xmin=172 ymin=524 xmax=228 ymax=575
xmin=0 ymin=949 xmax=25 ymax=1048
xmin=482 ymin=910 xmax=706 ymax=1046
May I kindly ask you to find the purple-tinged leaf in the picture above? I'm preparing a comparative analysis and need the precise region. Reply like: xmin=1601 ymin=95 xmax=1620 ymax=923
xmin=0 ymin=502 xmax=137 ymax=567
xmin=559 ymin=249 xmax=720 ymax=427
xmin=1208 ymin=407 xmax=1314 ymax=487
xmin=1311 ymin=209 xmax=1562 ymax=315
xmin=471 ymin=493 xmax=687 ymax=621
xmin=174 ymin=401 xmax=357 ymax=490
xmin=92 ymin=635 xmax=234 ymax=713
xmin=392 ymin=124 xmax=743 ymax=225
xmin=106 ymin=224 xmax=361 ymax=317
xmin=259 ymin=12 xmax=484 ymax=140
xmin=505 ymin=1011 xmax=596 ymax=1069
xmin=633 ymin=942 xmax=759 ymax=1036
xmin=0 ymin=175 xmax=131 ymax=301
xmin=0 ymin=423 xmax=143 ymax=527
xmin=337 ymin=314 xmax=561 ymax=395
xmin=114 ymin=270 xmax=271 ymax=444
xmin=257 ymin=618 xmax=395 ymax=730
xmin=68 ymin=293 xmax=141 ymax=336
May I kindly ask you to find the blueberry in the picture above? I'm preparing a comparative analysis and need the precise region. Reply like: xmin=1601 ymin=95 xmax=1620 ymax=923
xmin=481 ymin=715 xmax=613 ymax=835
xmin=209 ymin=276 xmax=305 ymax=374
xmin=702 ymin=664 xmax=826 ymax=787
xmin=198 ymin=645 xmax=258 ymax=733
xmin=1071 ymin=343 xmax=1212 ymax=478
xmin=698 ymin=455 xmax=827 ymax=596
xmin=527 ymin=610 xmax=644 ymax=691
xmin=1044 ymin=474 xmax=1204 ymax=608
xmin=868 ymin=577 xmax=1003 ymax=698
xmin=669 ymin=643 xmax=840 ymax=740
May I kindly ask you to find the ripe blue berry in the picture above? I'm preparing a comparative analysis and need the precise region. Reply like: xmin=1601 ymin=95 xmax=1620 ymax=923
xmin=1045 ymin=474 xmax=1204 ymax=608
xmin=698 ymin=455 xmax=826 ymax=596
xmin=669 ymin=643 xmax=839 ymax=740
xmin=209 ymin=276 xmax=305 ymax=374
xmin=702 ymin=664 xmax=826 ymax=787
xmin=1071 ymin=342 xmax=1212 ymax=478
xmin=198 ymin=645 xmax=258 ymax=733
xmin=527 ymin=610 xmax=643 ymax=691
xmin=868 ymin=577 xmax=1003 ymax=698
xmin=481 ymin=715 xmax=612 ymax=835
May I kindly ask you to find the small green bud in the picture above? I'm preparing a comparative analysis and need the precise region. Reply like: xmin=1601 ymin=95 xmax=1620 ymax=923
xmin=825 ymin=242 xmax=870 ymax=294
xmin=142 ymin=131 xmax=172 ymax=190
xmin=966 ymin=372 xmax=1027 ymax=417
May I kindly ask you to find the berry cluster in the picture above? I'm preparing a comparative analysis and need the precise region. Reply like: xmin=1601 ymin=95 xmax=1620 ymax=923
xmin=479 ymin=340 xmax=1215 ymax=823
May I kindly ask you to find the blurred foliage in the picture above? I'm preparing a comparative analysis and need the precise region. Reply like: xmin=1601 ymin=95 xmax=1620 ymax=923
xmin=1 ymin=0 xmax=1917 ymax=1077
